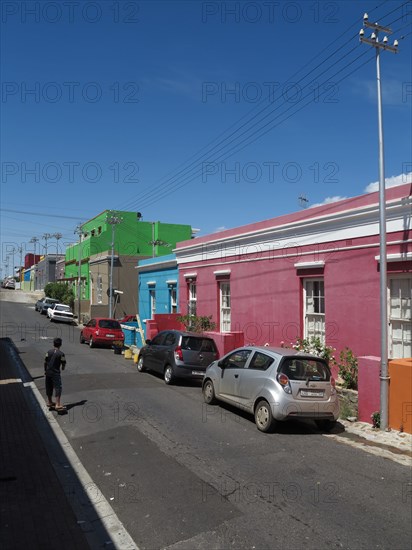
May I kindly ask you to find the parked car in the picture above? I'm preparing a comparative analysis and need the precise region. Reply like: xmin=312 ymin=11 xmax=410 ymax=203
xmin=2 ymin=277 xmax=15 ymax=289
xmin=80 ymin=318 xmax=125 ymax=348
xmin=136 ymin=330 xmax=219 ymax=385
xmin=202 ymin=346 xmax=339 ymax=433
xmin=47 ymin=303 xmax=75 ymax=324
xmin=36 ymin=297 xmax=59 ymax=314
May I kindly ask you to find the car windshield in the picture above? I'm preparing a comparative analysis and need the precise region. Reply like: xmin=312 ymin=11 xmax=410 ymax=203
xmin=57 ymin=306 xmax=70 ymax=312
xmin=181 ymin=337 xmax=217 ymax=352
xmin=98 ymin=320 xmax=121 ymax=329
xmin=279 ymin=358 xmax=330 ymax=381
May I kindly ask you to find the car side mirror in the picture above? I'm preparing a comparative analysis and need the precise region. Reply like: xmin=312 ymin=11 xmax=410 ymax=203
xmin=218 ymin=360 xmax=225 ymax=368
xmin=145 ymin=339 xmax=152 ymax=345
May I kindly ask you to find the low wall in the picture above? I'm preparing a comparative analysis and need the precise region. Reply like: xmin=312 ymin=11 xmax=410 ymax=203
xmin=203 ymin=331 xmax=244 ymax=356
xmin=144 ymin=314 xmax=244 ymax=357
xmin=358 ymin=356 xmax=380 ymax=423
xmin=389 ymin=358 xmax=412 ymax=434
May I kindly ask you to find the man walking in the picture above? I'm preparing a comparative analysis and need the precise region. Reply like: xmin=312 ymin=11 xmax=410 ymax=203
xmin=44 ymin=337 xmax=66 ymax=411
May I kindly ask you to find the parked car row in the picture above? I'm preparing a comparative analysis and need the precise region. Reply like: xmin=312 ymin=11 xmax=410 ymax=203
xmin=135 ymin=330 xmax=340 ymax=434
xmin=35 ymin=297 xmax=59 ymax=314
xmin=1 ymin=277 xmax=16 ymax=289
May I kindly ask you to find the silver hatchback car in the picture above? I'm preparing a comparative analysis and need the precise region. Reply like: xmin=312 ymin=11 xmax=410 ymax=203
xmin=202 ymin=346 xmax=339 ymax=433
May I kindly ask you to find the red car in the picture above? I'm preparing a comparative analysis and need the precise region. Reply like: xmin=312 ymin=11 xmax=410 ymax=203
xmin=80 ymin=318 xmax=125 ymax=349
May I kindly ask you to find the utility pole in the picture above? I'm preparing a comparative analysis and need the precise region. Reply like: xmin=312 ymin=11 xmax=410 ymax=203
xmin=53 ymin=233 xmax=62 ymax=280
xmin=43 ymin=233 xmax=52 ymax=256
xmin=359 ymin=13 xmax=399 ymax=431
xmin=106 ymin=211 xmax=122 ymax=318
xmin=29 ymin=237 xmax=39 ymax=290
xmin=74 ymin=224 xmax=83 ymax=322
xmin=29 ymin=236 xmax=39 ymax=258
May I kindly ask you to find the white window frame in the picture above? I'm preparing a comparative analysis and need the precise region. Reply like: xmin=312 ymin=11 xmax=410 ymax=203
xmin=388 ymin=274 xmax=412 ymax=359
xmin=220 ymin=281 xmax=231 ymax=333
xmin=169 ymin=286 xmax=177 ymax=314
xmin=96 ymin=275 xmax=103 ymax=304
xmin=188 ymin=281 xmax=197 ymax=316
xmin=149 ymin=288 xmax=156 ymax=319
xmin=303 ymin=278 xmax=325 ymax=343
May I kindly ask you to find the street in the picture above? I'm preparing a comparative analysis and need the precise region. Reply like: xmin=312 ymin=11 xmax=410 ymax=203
xmin=1 ymin=297 xmax=411 ymax=550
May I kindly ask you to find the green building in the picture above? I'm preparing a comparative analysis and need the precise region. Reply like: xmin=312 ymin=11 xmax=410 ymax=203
xmin=64 ymin=211 xmax=193 ymax=321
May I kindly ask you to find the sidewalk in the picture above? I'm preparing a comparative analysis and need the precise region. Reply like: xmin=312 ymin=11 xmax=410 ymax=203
xmin=0 ymin=338 xmax=90 ymax=550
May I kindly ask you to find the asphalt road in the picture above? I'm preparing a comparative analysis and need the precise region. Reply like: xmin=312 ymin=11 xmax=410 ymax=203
xmin=1 ymin=296 xmax=411 ymax=550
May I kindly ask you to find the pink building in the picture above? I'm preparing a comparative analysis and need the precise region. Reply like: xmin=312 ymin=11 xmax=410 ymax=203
xmin=175 ymin=183 xmax=412 ymax=361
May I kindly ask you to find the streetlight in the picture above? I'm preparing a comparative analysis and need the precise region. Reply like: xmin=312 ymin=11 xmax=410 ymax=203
xmin=106 ymin=211 xmax=122 ymax=318
xmin=42 ymin=233 xmax=53 ymax=256
xmin=359 ymin=13 xmax=399 ymax=431
xmin=74 ymin=224 xmax=83 ymax=321
xmin=29 ymin=236 xmax=39 ymax=259
xmin=53 ymin=233 xmax=63 ymax=280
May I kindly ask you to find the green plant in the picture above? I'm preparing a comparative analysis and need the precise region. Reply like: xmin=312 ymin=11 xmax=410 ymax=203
xmin=177 ymin=314 xmax=216 ymax=333
xmin=371 ymin=411 xmax=380 ymax=429
xmin=286 ymin=337 xmax=337 ymax=367
xmin=338 ymin=347 xmax=358 ymax=390
xmin=44 ymin=282 xmax=75 ymax=308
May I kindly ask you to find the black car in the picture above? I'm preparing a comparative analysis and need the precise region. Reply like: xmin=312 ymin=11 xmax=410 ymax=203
xmin=137 ymin=330 xmax=219 ymax=385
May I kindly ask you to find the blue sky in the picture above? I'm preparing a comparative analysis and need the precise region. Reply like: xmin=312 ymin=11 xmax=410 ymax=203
xmin=1 ymin=0 xmax=411 ymax=274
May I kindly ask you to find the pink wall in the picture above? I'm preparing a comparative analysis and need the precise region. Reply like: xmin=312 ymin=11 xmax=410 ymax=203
xmin=358 ymin=356 xmax=381 ymax=423
xmin=178 ymin=227 xmax=411 ymax=362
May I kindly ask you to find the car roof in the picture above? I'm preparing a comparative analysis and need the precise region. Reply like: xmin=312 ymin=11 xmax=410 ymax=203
xmin=231 ymin=345 xmax=328 ymax=361
xmin=93 ymin=317 xmax=120 ymax=321
xmin=158 ymin=330 xmax=215 ymax=339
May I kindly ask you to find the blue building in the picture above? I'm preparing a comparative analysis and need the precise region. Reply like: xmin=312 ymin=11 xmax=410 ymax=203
xmin=136 ymin=254 xmax=178 ymax=337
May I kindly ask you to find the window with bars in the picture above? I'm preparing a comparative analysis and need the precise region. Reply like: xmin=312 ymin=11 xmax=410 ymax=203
xmin=169 ymin=287 xmax=177 ymax=314
xmin=188 ymin=281 xmax=197 ymax=316
xmin=150 ymin=288 xmax=156 ymax=319
xmin=304 ymin=279 xmax=325 ymax=342
xmin=389 ymin=276 xmax=412 ymax=358
xmin=220 ymin=281 xmax=231 ymax=333
xmin=96 ymin=275 xmax=103 ymax=304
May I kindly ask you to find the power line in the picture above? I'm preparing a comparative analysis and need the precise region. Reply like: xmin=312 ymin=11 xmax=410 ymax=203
xmin=116 ymin=2 xmax=409 ymax=213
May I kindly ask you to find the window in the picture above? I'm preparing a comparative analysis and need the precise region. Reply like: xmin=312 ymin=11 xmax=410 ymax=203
xmin=151 ymin=332 xmax=165 ymax=346
xmin=163 ymin=332 xmax=176 ymax=346
xmin=279 ymin=358 xmax=330 ymax=381
xmin=150 ymin=288 xmax=156 ymax=319
xmin=389 ymin=276 xmax=412 ymax=358
xmin=304 ymin=279 xmax=325 ymax=342
xmin=220 ymin=281 xmax=231 ymax=332
xmin=222 ymin=349 xmax=252 ymax=369
xmin=248 ymin=352 xmax=274 ymax=371
xmin=169 ymin=286 xmax=177 ymax=314
xmin=188 ymin=281 xmax=197 ymax=316
xmin=96 ymin=275 xmax=103 ymax=304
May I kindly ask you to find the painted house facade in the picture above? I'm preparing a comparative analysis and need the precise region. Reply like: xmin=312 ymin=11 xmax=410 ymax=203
xmin=64 ymin=211 xmax=192 ymax=320
xmin=175 ymin=184 xmax=412 ymax=360
xmin=136 ymin=254 xmax=179 ymax=337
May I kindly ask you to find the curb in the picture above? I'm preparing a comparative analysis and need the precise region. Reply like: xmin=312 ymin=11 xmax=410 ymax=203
xmin=8 ymin=339 xmax=139 ymax=550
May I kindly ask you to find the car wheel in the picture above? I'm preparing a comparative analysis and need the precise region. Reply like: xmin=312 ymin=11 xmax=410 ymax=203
xmin=137 ymin=356 xmax=145 ymax=372
xmin=89 ymin=337 xmax=95 ymax=348
xmin=79 ymin=333 xmax=85 ymax=344
xmin=164 ymin=365 xmax=174 ymax=385
xmin=315 ymin=419 xmax=337 ymax=432
xmin=255 ymin=400 xmax=275 ymax=433
xmin=203 ymin=379 xmax=217 ymax=404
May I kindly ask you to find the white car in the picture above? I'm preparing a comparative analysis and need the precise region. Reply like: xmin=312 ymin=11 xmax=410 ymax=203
xmin=47 ymin=303 xmax=75 ymax=324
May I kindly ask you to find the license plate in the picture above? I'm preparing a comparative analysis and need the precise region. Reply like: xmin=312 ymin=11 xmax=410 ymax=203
xmin=192 ymin=371 xmax=204 ymax=376
xmin=300 ymin=390 xmax=324 ymax=397
xmin=106 ymin=334 xmax=115 ymax=338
